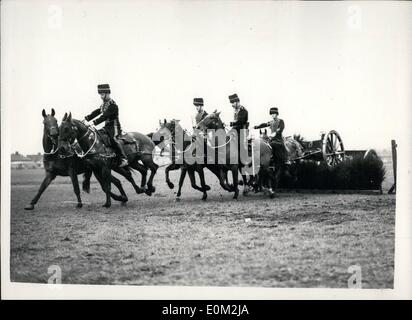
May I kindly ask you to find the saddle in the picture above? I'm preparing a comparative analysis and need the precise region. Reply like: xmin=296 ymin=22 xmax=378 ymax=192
xmin=118 ymin=133 xmax=137 ymax=145
xmin=97 ymin=129 xmax=140 ymax=154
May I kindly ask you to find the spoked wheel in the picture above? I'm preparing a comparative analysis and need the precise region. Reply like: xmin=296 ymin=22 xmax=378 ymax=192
xmin=322 ymin=130 xmax=345 ymax=167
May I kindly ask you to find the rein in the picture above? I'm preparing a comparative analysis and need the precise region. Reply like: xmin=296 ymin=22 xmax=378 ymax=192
xmin=43 ymin=144 xmax=60 ymax=155
xmin=206 ymin=133 xmax=233 ymax=149
xmin=43 ymin=135 xmax=60 ymax=155
xmin=72 ymin=125 xmax=98 ymax=158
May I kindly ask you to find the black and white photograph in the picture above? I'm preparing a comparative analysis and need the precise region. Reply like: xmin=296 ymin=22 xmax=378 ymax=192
xmin=1 ymin=0 xmax=411 ymax=299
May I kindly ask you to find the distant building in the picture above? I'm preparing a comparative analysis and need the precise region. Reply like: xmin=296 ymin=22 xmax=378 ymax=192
xmin=11 ymin=152 xmax=39 ymax=169
xmin=26 ymin=152 xmax=44 ymax=168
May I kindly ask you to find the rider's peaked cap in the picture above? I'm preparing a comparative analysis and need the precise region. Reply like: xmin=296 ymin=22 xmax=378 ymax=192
xmin=97 ymin=84 xmax=111 ymax=94
xmin=229 ymin=94 xmax=240 ymax=103
xmin=193 ymin=98 xmax=204 ymax=106
xmin=270 ymin=107 xmax=279 ymax=115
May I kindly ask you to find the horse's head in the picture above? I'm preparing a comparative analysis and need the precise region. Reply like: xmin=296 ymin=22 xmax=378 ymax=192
xmin=260 ymin=128 xmax=269 ymax=141
xmin=42 ymin=108 xmax=59 ymax=144
xmin=156 ymin=119 xmax=184 ymax=141
xmin=196 ymin=110 xmax=225 ymax=131
xmin=58 ymin=112 xmax=79 ymax=145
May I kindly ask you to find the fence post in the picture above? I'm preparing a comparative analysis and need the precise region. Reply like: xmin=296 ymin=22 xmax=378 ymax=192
xmin=388 ymin=139 xmax=397 ymax=194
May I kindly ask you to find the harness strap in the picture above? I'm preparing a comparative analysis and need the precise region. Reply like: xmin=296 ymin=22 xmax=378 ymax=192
xmin=43 ymin=145 xmax=60 ymax=155
xmin=73 ymin=127 xmax=98 ymax=158
xmin=207 ymin=134 xmax=233 ymax=149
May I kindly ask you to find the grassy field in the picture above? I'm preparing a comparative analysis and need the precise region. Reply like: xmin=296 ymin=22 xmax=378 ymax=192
xmin=9 ymin=156 xmax=395 ymax=288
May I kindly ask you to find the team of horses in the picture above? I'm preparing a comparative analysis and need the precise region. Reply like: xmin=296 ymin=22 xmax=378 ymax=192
xmin=25 ymin=109 xmax=300 ymax=209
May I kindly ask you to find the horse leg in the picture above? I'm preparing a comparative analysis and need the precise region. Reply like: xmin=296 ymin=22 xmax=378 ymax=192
xmin=92 ymin=168 xmax=125 ymax=202
xmin=68 ymin=167 xmax=83 ymax=208
xmin=269 ymin=164 xmax=282 ymax=198
xmin=231 ymin=166 xmax=239 ymax=199
xmin=113 ymin=167 xmax=143 ymax=195
xmin=197 ymin=167 xmax=208 ymax=201
xmin=82 ymin=168 xmax=92 ymax=193
xmin=101 ymin=167 xmax=112 ymax=208
xmin=267 ymin=169 xmax=275 ymax=199
xmin=165 ymin=163 xmax=180 ymax=189
xmin=196 ymin=169 xmax=211 ymax=191
xmin=224 ymin=170 xmax=234 ymax=190
xmin=92 ymin=167 xmax=111 ymax=208
xmin=218 ymin=169 xmax=232 ymax=192
xmin=130 ymin=161 xmax=148 ymax=191
xmin=176 ymin=167 xmax=187 ymax=201
xmin=187 ymin=167 xmax=203 ymax=192
xmin=241 ymin=171 xmax=250 ymax=196
xmin=145 ymin=163 xmax=158 ymax=195
xmin=109 ymin=174 xmax=128 ymax=204
xmin=24 ymin=171 xmax=56 ymax=210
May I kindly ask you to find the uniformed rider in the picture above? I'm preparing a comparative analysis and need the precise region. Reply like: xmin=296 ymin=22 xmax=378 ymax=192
xmin=228 ymin=93 xmax=249 ymax=160
xmin=84 ymin=84 xmax=129 ymax=167
xmin=193 ymin=98 xmax=208 ymax=125
xmin=229 ymin=94 xmax=249 ymax=133
xmin=254 ymin=107 xmax=288 ymax=165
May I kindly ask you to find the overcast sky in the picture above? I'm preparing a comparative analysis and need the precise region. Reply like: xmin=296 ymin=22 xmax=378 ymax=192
xmin=2 ymin=0 xmax=411 ymax=154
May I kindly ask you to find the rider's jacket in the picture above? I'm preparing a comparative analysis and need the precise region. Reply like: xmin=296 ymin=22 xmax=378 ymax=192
xmin=255 ymin=118 xmax=285 ymax=142
xmin=85 ymin=99 xmax=122 ymax=137
xmin=195 ymin=110 xmax=208 ymax=124
xmin=231 ymin=105 xmax=249 ymax=130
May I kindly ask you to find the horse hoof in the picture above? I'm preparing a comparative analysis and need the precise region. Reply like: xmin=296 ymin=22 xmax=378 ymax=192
xmin=202 ymin=194 xmax=207 ymax=201
xmin=176 ymin=197 xmax=181 ymax=202
xmin=24 ymin=204 xmax=34 ymax=210
xmin=77 ymin=203 xmax=83 ymax=208
xmin=167 ymin=182 xmax=174 ymax=189
xmin=136 ymin=188 xmax=144 ymax=194
xmin=269 ymin=192 xmax=275 ymax=199
xmin=233 ymin=191 xmax=239 ymax=199
xmin=121 ymin=201 xmax=127 ymax=206
xmin=205 ymin=185 xmax=211 ymax=191
xmin=150 ymin=186 xmax=156 ymax=193
xmin=103 ymin=204 xmax=111 ymax=208
xmin=145 ymin=188 xmax=152 ymax=196
xmin=83 ymin=187 xmax=90 ymax=194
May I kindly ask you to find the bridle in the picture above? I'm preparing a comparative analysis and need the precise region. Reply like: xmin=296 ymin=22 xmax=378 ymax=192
xmin=69 ymin=123 xmax=98 ymax=158
xmin=43 ymin=125 xmax=60 ymax=155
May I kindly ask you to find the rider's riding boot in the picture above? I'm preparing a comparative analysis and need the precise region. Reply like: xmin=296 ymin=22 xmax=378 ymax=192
xmin=114 ymin=139 xmax=129 ymax=167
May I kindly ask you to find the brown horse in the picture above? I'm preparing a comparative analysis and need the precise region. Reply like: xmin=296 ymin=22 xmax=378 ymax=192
xmin=153 ymin=119 xmax=212 ymax=200
xmin=196 ymin=111 xmax=245 ymax=198
xmin=24 ymin=109 xmax=128 ymax=210
xmin=58 ymin=113 xmax=158 ymax=207
xmin=197 ymin=111 xmax=281 ymax=198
